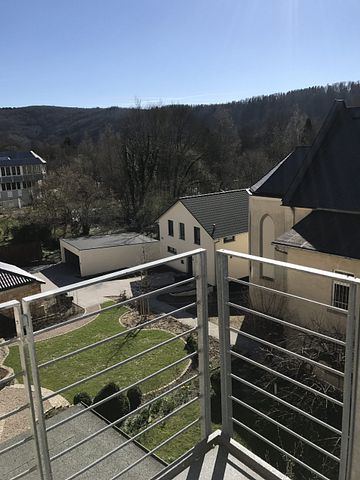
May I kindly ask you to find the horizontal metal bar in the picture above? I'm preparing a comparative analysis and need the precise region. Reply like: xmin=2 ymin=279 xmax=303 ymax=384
xmin=229 ymin=324 xmax=344 ymax=377
xmin=230 ymin=350 xmax=343 ymax=407
xmin=231 ymin=395 xmax=340 ymax=462
xmin=0 ymin=403 xmax=30 ymax=423
xmin=108 ymin=418 xmax=201 ymax=480
xmin=228 ymin=277 xmax=347 ymax=314
xmin=58 ymin=396 xmax=199 ymax=479
xmin=231 ymin=373 xmax=342 ymax=435
xmin=0 ymin=336 xmax=19 ymax=347
xmin=33 ymin=277 xmax=195 ymax=338
xmin=42 ymin=326 xmax=197 ymax=402
xmin=0 ymin=299 xmax=21 ymax=310
xmin=0 ymin=433 xmax=33 ymax=456
xmin=218 ymin=249 xmax=360 ymax=285
xmin=9 ymin=465 xmax=38 ymax=480
xmin=24 ymin=249 xmax=205 ymax=303
xmin=47 ymin=357 xmax=198 ymax=433
xmin=0 ymin=371 xmax=24 ymax=388
xmin=232 ymin=417 xmax=331 ymax=480
xmin=51 ymin=377 xmax=197 ymax=463
xmin=39 ymin=302 xmax=196 ymax=369
xmin=228 ymin=301 xmax=345 ymax=347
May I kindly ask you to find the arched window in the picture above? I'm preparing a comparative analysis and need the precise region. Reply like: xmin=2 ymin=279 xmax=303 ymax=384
xmin=260 ymin=215 xmax=275 ymax=279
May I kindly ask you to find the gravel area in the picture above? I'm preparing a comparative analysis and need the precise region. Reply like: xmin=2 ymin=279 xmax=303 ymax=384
xmin=0 ymin=385 xmax=69 ymax=443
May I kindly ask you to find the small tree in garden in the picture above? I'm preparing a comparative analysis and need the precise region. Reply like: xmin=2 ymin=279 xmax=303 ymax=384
xmin=73 ymin=391 xmax=92 ymax=407
xmin=93 ymin=382 xmax=130 ymax=423
xmin=127 ymin=386 xmax=142 ymax=411
xmin=184 ymin=333 xmax=198 ymax=368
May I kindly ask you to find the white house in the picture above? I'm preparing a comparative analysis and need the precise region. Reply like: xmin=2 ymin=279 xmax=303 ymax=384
xmin=0 ymin=151 xmax=46 ymax=208
xmin=60 ymin=233 xmax=160 ymax=277
xmin=157 ymin=190 xmax=250 ymax=285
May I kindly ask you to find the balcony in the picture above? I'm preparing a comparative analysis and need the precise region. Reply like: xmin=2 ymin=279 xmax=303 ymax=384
xmin=0 ymin=249 xmax=358 ymax=479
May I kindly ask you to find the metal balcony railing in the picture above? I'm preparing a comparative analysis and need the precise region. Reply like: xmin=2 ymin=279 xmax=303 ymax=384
xmin=0 ymin=249 xmax=359 ymax=480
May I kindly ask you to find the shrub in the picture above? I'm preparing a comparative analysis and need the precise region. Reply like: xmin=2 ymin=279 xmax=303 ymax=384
xmin=127 ymin=386 xmax=142 ymax=411
xmin=73 ymin=392 xmax=92 ymax=406
xmin=184 ymin=334 xmax=198 ymax=368
xmin=93 ymin=382 xmax=130 ymax=423
xmin=123 ymin=408 xmax=150 ymax=436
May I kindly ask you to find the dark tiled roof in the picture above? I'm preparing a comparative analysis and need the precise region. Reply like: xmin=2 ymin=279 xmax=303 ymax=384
xmin=0 ymin=262 xmax=44 ymax=291
xmin=61 ymin=233 xmax=158 ymax=251
xmin=283 ymin=101 xmax=360 ymax=211
xmin=180 ymin=189 xmax=249 ymax=239
xmin=0 ymin=150 xmax=46 ymax=166
xmin=250 ymin=146 xmax=310 ymax=198
xmin=274 ymin=210 xmax=360 ymax=260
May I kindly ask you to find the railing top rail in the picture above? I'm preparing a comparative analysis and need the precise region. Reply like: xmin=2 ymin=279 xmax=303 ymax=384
xmin=0 ymin=299 xmax=21 ymax=310
xmin=23 ymin=248 xmax=205 ymax=303
xmin=218 ymin=249 xmax=360 ymax=284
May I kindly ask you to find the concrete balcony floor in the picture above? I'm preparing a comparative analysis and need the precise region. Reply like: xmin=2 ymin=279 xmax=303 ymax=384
xmin=155 ymin=432 xmax=290 ymax=480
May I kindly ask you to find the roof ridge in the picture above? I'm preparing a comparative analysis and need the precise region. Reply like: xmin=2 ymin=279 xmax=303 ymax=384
xmin=180 ymin=189 xmax=247 ymax=200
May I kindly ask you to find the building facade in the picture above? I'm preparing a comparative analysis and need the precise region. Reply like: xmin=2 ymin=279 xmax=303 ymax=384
xmin=0 ymin=151 xmax=46 ymax=208
xmin=249 ymin=100 xmax=360 ymax=335
xmin=157 ymin=190 xmax=249 ymax=285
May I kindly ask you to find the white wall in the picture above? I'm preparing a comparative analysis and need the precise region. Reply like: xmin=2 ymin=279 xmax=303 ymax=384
xmin=215 ymin=232 xmax=249 ymax=279
xmin=158 ymin=201 xmax=249 ymax=284
xmin=60 ymin=239 xmax=160 ymax=277
xmin=158 ymin=202 xmax=217 ymax=283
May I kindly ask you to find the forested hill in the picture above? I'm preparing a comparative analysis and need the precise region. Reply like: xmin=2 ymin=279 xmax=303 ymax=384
xmin=2 ymin=81 xmax=360 ymax=230
xmin=2 ymin=81 xmax=360 ymax=152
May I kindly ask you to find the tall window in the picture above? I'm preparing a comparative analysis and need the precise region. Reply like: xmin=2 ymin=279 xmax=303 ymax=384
xmin=168 ymin=219 xmax=174 ymax=237
xmin=179 ymin=222 xmax=185 ymax=240
xmin=260 ymin=215 xmax=275 ymax=279
xmin=194 ymin=226 xmax=200 ymax=245
xmin=333 ymin=271 xmax=353 ymax=310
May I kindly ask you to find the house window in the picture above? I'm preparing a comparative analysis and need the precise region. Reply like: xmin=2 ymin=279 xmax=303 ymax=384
xmin=179 ymin=222 xmax=185 ymax=240
xmin=11 ymin=166 xmax=16 ymax=175
xmin=5 ymin=167 xmax=10 ymax=176
xmin=1 ymin=184 xmax=5 ymax=191
xmin=332 ymin=271 xmax=354 ymax=310
xmin=168 ymin=220 xmax=174 ymax=237
xmin=16 ymin=166 xmax=21 ymax=175
xmin=16 ymin=182 xmax=21 ymax=189
xmin=167 ymin=246 xmax=177 ymax=254
xmin=11 ymin=183 xmax=16 ymax=190
xmin=224 ymin=235 xmax=235 ymax=243
xmin=194 ymin=226 xmax=200 ymax=245
xmin=0 ymin=167 xmax=4 ymax=176
xmin=260 ymin=215 xmax=275 ymax=279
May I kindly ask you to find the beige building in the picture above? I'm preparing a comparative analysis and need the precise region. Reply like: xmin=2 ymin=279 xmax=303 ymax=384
xmin=157 ymin=190 xmax=249 ymax=285
xmin=249 ymin=100 xmax=360 ymax=335
xmin=60 ymin=233 xmax=160 ymax=277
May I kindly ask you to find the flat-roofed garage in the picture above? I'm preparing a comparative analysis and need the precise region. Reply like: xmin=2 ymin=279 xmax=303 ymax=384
xmin=60 ymin=233 xmax=160 ymax=277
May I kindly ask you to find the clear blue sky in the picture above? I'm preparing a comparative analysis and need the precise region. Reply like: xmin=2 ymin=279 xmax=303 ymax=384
xmin=1 ymin=0 xmax=360 ymax=108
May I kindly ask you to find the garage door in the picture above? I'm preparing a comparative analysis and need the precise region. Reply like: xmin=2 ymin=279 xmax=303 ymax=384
xmin=64 ymin=248 xmax=80 ymax=274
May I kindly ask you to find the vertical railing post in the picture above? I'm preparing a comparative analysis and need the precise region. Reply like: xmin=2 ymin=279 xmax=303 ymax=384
xmin=22 ymin=299 xmax=53 ymax=480
xmin=13 ymin=301 xmax=45 ymax=479
xmin=216 ymin=251 xmax=233 ymax=438
xmin=339 ymin=282 xmax=360 ymax=480
xmin=194 ymin=250 xmax=212 ymax=438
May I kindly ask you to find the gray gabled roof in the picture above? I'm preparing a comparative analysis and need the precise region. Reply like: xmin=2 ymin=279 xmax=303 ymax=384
xmin=0 ymin=150 xmax=46 ymax=166
xmin=282 ymin=101 xmax=360 ymax=211
xmin=61 ymin=233 xmax=158 ymax=251
xmin=0 ymin=262 xmax=44 ymax=291
xmin=179 ymin=189 xmax=249 ymax=239
xmin=250 ymin=146 xmax=310 ymax=198
xmin=274 ymin=210 xmax=360 ymax=260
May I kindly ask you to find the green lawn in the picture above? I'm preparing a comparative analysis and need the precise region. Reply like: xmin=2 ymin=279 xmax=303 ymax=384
xmin=5 ymin=302 xmax=189 ymax=402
